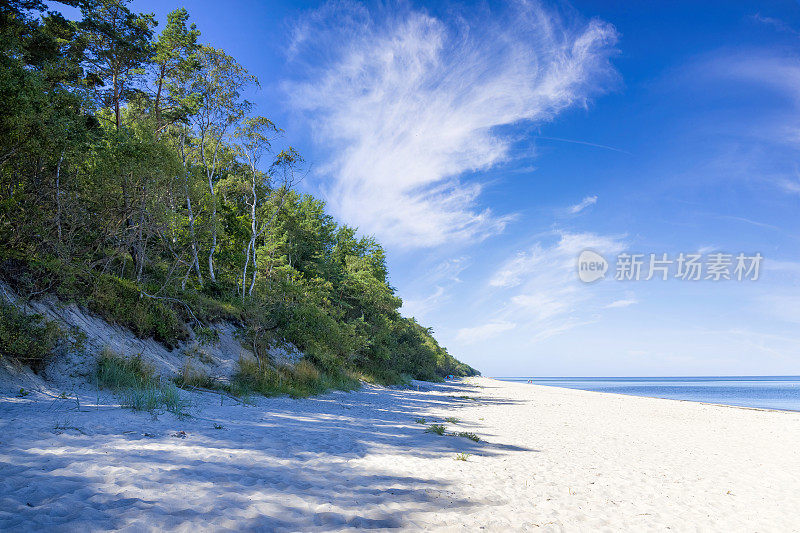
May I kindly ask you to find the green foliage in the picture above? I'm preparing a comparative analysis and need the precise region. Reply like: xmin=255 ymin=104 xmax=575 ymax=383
xmin=0 ymin=1 xmax=478 ymax=390
xmin=96 ymin=347 xmax=154 ymax=390
xmin=195 ymin=326 xmax=220 ymax=345
xmin=119 ymin=380 xmax=186 ymax=415
xmin=454 ymin=453 xmax=470 ymax=461
xmin=0 ymin=299 xmax=68 ymax=371
xmin=87 ymin=275 xmax=186 ymax=348
xmin=445 ymin=417 xmax=460 ymax=424
xmin=453 ymin=431 xmax=481 ymax=442
xmin=96 ymin=348 xmax=188 ymax=416
xmin=425 ymin=424 xmax=447 ymax=436
xmin=414 ymin=418 xmax=426 ymax=424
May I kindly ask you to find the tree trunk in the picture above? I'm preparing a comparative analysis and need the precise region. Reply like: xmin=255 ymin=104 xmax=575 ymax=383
xmin=55 ymin=150 xmax=64 ymax=255
xmin=179 ymin=130 xmax=203 ymax=286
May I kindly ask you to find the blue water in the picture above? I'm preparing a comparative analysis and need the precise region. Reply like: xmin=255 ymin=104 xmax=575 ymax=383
xmin=496 ymin=376 xmax=800 ymax=411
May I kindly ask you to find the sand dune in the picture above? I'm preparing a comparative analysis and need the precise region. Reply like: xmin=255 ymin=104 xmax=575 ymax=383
xmin=1 ymin=377 xmax=799 ymax=531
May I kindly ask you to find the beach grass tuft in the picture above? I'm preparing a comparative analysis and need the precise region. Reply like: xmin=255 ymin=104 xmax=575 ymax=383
xmin=454 ymin=453 xmax=470 ymax=461
xmin=445 ymin=417 xmax=460 ymax=424
xmin=96 ymin=347 xmax=189 ymax=417
xmin=414 ymin=417 xmax=427 ymax=424
xmin=453 ymin=431 xmax=481 ymax=442
xmin=425 ymin=423 xmax=447 ymax=435
xmin=174 ymin=360 xmax=218 ymax=390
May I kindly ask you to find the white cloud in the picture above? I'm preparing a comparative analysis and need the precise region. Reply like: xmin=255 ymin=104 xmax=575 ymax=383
xmin=399 ymin=286 xmax=445 ymax=319
xmin=605 ymin=298 xmax=637 ymax=308
xmin=779 ymin=178 xmax=800 ymax=195
xmin=398 ymin=256 xmax=469 ymax=318
xmin=469 ymin=231 xmax=627 ymax=344
xmin=568 ymin=195 xmax=598 ymax=214
xmin=456 ymin=320 xmax=516 ymax=344
xmin=285 ymin=2 xmax=618 ymax=248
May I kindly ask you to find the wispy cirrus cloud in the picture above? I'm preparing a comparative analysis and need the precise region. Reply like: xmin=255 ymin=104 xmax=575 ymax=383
xmin=605 ymin=298 xmax=638 ymax=308
xmin=284 ymin=1 xmax=619 ymax=248
xmin=456 ymin=320 xmax=516 ymax=344
xmin=568 ymin=195 xmax=598 ymax=214
xmin=456 ymin=231 xmax=627 ymax=345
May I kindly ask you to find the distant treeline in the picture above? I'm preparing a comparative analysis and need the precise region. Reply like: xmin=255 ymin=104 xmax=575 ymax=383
xmin=0 ymin=0 xmax=477 ymax=383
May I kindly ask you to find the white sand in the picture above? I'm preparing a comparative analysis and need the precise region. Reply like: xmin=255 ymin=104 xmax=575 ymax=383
xmin=1 ymin=377 xmax=799 ymax=531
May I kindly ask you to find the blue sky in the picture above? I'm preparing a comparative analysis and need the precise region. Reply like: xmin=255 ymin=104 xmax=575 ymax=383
xmin=69 ymin=0 xmax=800 ymax=375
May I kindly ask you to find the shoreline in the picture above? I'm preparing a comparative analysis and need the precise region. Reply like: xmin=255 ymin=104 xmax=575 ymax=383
xmin=491 ymin=376 xmax=800 ymax=413
xmin=2 ymin=376 xmax=799 ymax=531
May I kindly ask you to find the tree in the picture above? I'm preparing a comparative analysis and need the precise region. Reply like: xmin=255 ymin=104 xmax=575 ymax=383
xmin=151 ymin=8 xmax=200 ymax=135
xmin=79 ymin=0 xmax=155 ymax=130
xmin=234 ymin=116 xmax=281 ymax=297
xmin=190 ymin=46 xmax=257 ymax=282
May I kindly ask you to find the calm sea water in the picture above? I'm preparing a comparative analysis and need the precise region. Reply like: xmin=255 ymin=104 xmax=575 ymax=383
xmin=496 ymin=376 xmax=800 ymax=411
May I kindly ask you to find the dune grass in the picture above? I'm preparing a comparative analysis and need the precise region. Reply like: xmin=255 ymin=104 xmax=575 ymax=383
xmin=425 ymin=423 xmax=447 ymax=435
xmin=445 ymin=417 xmax=460 ymax=424
xmin=96 ymin=348 xmax=188 ymax=417
xmin=453 ymin=431 xmax=481 ymax=442
xmin=173 ymin=360 xmax=219 ymax=390
xmin=233 ymin=358 xmax=360 ymax=399
xmin=454 ymin=453 xmax=470 ymax=461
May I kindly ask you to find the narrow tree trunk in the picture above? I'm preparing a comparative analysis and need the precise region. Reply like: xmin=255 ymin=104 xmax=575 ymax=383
xmin=186 ymin=191 xmax=202 ymax=284
xmin=135 ymin=190 xmax=146 ymax=283
xmin=55 ymin=150 xmax=64 ymax=255
xmin=199 ymin=124 xmax=219 ymax=283
xmin=180 ymin=130 xmax=203 ymax=286
xmin=247 ymin=177 xmax=258 ymax=297
xmin=207 ymin=178 xmax=217 ymax=282
xmin=154 ymin=65 xmax=165 ymax=136
xmin=242 ymin=240 xmax=251 ymax=298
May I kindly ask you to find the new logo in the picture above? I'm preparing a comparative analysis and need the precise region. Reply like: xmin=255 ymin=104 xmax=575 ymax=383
xmin=577 ymin=250 xmax=608 ymax=283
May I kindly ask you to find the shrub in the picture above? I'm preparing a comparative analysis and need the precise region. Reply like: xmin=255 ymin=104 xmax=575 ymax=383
xmin=195 ymin=326 xmax=220 ymax=346
xmin=0 ymin=299 xmax=67 ymax=371
xmin=88 ymin=275 xmax=186 ymax=348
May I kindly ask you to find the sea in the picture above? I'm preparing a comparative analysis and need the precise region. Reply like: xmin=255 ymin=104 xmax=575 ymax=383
xmin=495 ymin=376 xmax=800 ymax=411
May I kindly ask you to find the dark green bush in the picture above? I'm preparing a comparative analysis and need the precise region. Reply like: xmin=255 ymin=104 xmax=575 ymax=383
xmin=0 ymin=299 xmax=65 ymax=371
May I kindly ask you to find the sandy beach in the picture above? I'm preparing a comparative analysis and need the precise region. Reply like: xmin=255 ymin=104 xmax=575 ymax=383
xmin=1 ymin=377 xmax=799 ymax=532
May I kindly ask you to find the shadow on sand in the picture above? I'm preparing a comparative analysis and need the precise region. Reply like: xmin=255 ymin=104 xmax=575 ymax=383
xmin=0 ymin=380 xmax=534 ymax=530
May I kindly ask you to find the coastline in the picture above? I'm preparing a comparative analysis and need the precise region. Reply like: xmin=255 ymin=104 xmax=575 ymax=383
xmin=2 ymin=376 xmax=799 ymax=531
xmin=492 ymin=377 xmax=800 ymax=413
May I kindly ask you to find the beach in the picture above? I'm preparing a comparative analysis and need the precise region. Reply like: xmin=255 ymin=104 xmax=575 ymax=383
xmin=1 ymin=377 xmax=799 ymax=531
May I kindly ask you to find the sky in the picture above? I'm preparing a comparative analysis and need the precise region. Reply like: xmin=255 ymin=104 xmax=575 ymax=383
xmin=63 ymin=0 xmax=800 ymax=376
